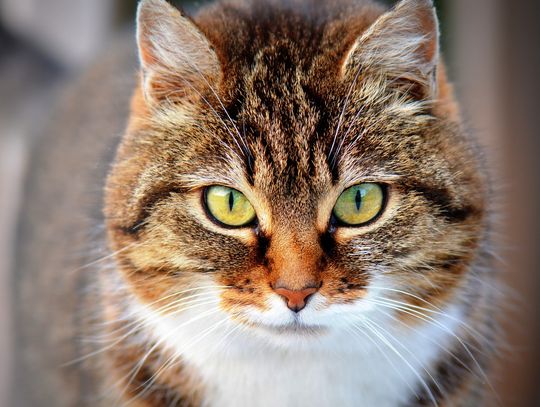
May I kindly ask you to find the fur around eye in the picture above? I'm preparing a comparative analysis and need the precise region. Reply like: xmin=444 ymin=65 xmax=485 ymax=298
xmin=333 ymin=183 xmax=385 ymax=226
xmin=204 ymin=186 xmax=256 ymax=227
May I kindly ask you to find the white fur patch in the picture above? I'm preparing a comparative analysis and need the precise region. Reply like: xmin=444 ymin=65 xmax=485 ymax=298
xmin=135 ymin=276 xmax=465 ymax=407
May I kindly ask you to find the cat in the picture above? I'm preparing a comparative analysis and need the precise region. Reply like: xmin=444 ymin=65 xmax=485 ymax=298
xmin=13 ymin=0 xmax=498 ymax=406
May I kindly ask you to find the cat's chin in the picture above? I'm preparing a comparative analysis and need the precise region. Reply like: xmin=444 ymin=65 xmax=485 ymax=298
xmin=252 ymin=321 xmax=327 ymax=338
xmin=238 ymin=320 xmax=337 ymax=351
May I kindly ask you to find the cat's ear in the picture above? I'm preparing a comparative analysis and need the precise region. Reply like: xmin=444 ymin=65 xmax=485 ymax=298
xmin=136 ymin=0 xmax=222 ymax=103
xmin=342 ymin=0 xmax=439 ymax=100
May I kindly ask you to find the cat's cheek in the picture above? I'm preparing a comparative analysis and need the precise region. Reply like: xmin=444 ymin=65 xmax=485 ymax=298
xmin=322 ymin=286 xmax=371 ymax=306
xmin=217 ymin=268 xmax=274 ymax=316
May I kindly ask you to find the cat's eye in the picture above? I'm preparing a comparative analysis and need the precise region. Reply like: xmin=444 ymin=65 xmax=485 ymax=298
xmin=204 ymin=186 xmax=256 ymax=227
xmin=333 ymin=183 xmax=385 ymax=226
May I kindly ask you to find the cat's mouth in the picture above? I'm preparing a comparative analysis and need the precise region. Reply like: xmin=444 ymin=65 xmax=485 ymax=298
xmin=255 ymin=321 xmax=326 ymax=336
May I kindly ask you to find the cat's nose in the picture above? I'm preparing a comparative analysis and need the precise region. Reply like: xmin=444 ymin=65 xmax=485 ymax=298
xmin=274 ymin=285 xmax=318 ymax=312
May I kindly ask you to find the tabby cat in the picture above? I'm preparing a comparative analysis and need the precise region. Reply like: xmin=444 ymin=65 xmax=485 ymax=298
xmin=27 ymin=0 xmax=499 ymax=405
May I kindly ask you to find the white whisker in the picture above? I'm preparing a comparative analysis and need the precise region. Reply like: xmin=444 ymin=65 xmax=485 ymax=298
xmin=362 ymin=318 xmax=439 ymax=407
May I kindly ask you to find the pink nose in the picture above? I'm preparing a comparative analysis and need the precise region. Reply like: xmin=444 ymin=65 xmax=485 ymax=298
xmin=274 ymin=286 xmax=318 ymax=312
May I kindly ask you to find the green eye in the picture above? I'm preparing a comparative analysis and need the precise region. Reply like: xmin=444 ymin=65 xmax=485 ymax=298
xmin=204 ymin=186 xmax=256 ymax=227
xmin=333 ymin=183 xmax=385 ymax=226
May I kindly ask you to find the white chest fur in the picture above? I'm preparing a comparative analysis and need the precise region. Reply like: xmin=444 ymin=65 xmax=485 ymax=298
xmin=138 ymin=295 xmax=464 ymax=407
xmin=196 ymin=341 xmax=426 ymax=407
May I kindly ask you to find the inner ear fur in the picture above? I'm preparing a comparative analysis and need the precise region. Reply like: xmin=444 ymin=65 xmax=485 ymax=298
xmin=136 ymin=0 xmax=222 ymax=104
xmin=342 ymin=0 xmax=439 ymax=101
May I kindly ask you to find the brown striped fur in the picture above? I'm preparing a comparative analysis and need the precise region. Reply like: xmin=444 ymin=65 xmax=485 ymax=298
xmin=96 ymin=0 xmax=498 ymax=405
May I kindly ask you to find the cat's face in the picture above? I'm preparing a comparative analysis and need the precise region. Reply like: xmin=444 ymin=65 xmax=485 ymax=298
xmin=105 ymin=0 xmax=486 ymax=345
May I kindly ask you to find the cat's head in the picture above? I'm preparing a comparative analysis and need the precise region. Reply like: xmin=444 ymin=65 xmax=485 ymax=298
xmin=105 ymin=0 xmax=487 ymax=345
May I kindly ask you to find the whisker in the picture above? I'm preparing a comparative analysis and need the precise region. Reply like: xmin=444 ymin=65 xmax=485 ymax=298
xmin=372 ymin=305 xmax=476 ymax=378
xmin=376 ymin=297 xmax=500 ymax=405
xmin=361 ymin=318 xmax=439 ymax=407
xmin=333 ymin=105 xmax=365 ymax=164
xmin=114 ymin=306 xmax=223 ymax=405
xmin=99 ymin=286 xmax=230 ymax=327
xmin=344 ymin=316 xmax=418 ymax=399
xmin=328 ymin=63 xmax=363 ymax=167
xmin=87 ymin=294 xmax=220 ymax=347
xmin=75 ymin=241 xmax=142 ymax=272
xmin=369 ymin=286 xmax=444 ymax=312
xmin=65 ymin=296 xmax=220 ymax=367
xmin=366 ymin=317 xmax=444 ymax=397
xmin=365 ymin=297 xmax=497 ymax=400
xmin=366 ymin=298 xmax=485 ymax=355
xmin=124 ymin=312 xmax=230 ymax=406
xmin=374 ymin=295 xmax=490 ymax=345
xmin=158 ymin=49 xmax=251 ymax=165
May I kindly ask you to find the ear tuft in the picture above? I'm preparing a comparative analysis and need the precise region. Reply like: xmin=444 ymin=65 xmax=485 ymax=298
xmin=136 ymin=0 xmax=222 ymax=103
xmin=343 ymin=0 xmax=439 ymax=100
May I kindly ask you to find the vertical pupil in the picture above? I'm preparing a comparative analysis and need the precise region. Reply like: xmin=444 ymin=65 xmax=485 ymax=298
xmin=355 ymin=189 xmax=362 ymax=211
xmin=228 ymin=191 xmax=235 ymax=211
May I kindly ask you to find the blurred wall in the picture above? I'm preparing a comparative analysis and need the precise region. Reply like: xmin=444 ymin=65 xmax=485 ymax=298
xmin=0 ymin=2 xmax=121 ymax=405
xmin=0 ymin=0 xmax=116 ymax=68
xmin=497 ymin=1 xmax=540 ymax=405
xmin=449 ymin=2 xmax=540 ymax=405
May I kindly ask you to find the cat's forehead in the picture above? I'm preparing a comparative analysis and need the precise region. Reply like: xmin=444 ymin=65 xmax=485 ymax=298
xmin=238 ymin=45 xmax=332 ymax=197
xmin=135 ymin=0 xmax=462 ymax=221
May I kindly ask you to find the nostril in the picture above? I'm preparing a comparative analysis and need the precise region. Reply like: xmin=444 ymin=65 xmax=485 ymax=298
xmin=274 ymin=286 xmax=318 ymax=312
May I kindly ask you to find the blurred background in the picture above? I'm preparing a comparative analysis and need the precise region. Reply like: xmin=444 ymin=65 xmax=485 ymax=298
xmin=0 ymin=0 xmax=539 ymax=405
